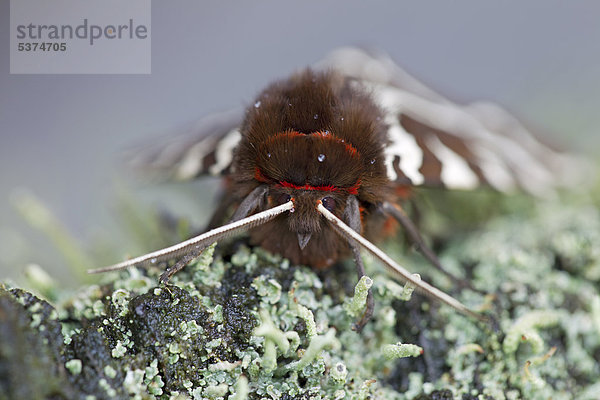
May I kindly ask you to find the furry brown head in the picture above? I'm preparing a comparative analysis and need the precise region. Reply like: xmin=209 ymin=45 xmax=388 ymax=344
xmin=231 ymin=70 xmax=392 ymax=267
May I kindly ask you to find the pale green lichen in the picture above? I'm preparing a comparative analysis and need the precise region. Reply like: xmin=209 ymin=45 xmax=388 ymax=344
xmin=289 ymin=291 xmax=318 ymax=337
xmin=208 ymin=360 xmax=241 ymax=372
xmin=503 ymin=310 xmax=562 ymax=354
xmin=147 ymin=375 xmax=164 ymax=396
xmin=230 ymin=375 xmax=249 ymax=400
xmin=329 ymin=362 xmax=348 ymax=386
xmin=453 ymin=343 xmax=484 ymax=356
xmin=286 ymin=328 xmax=338 ymax=371
xmin=65 ymin=359 xmax=82 ymax=375
xmin=202 ymin=383 xmax=229 ymax=398
xmin=381 ymin=342 xmax=423 ymax=360
xmin=98 ymin=378 xmax=117 ymax=398
xmin=399 ymin=273 xmax=420 ymax=301
xmin=357 ymin=379 xmax=377 ymax=400
xmin=145 ymin=359 xmax=159 ymax=381
xmin=103 ymin=365 xmax=117 ymax=379
xmin=344 ymin=275 xmax=373 ymax=317
xmin=111 ymin=340 xmax=127 ymax=358
xmin=2 ymin=187 xmax=600 ymax=399
xmin=123 ymin=369 xmax=145 ymax=397
xmin=252 ymin=275 xmax=283 ymax=304
xmin=254 ymin=309 xmax=290 ymax=373
xmin=590 ymin=294 xmax=600 ymax=335
xmin=255 ymin=308 xmax=290 ymax=352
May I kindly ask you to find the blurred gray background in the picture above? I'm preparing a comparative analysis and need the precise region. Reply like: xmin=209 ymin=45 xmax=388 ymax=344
xmin=1 ymin=1 xmax=599 ymax=286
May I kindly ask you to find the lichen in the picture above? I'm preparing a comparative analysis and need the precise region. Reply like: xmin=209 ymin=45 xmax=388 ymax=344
xmin=344 ymin=275 xmax=373 ymax=317
xmin=382 ymin=343 xmax=424 ymax=360
xmin=1 ymin=188 xmax=599 ymax=399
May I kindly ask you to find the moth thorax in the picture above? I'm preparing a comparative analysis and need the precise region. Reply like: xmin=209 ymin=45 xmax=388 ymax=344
xmin=255 ymin=130 xmax=364 ymax=194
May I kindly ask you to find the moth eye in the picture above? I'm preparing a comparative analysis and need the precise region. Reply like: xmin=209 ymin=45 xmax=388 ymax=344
xmin=322 ymin=196 xmax=336 ymax=212
xmin=277 ymin=193 xmax=292 ymax=205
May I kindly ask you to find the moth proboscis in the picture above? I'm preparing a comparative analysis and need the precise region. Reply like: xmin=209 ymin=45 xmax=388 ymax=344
xmin=90 ymin=47 xmax=584 ymax=330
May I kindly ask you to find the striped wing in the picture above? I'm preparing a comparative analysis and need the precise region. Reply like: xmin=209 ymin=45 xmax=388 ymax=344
xmin=124 ymin=108 xmax=244 ymax=181
xmin=318 ymin=47 xmax=583 ymax=195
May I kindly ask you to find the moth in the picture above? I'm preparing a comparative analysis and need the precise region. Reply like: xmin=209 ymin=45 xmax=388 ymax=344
xmin=90 ymin=47 xmax=580 ymax=329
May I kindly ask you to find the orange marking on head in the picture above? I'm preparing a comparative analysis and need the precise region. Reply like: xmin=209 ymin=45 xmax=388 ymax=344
xmin=313 ymin=130 xmax=359 ymax=158
xmin=254 ymin=165 xmax=360 ymax=194
xmin=254 ymin=166 xmax=270 ymax=183
xmin=279 ymin=180 xmax=360 ymax=195
xmin=262 ymin=130 xmax=305 ymax=147
xmin=264 ymin=130 xmax=360 ymax=159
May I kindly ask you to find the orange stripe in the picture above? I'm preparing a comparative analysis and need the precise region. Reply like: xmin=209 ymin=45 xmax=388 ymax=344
xmin=279 ymin=179 xmax=360 ymax=195
xmin=254 ymin=167 xmax=361 ymax=194
xmin=313 ymin=130 xmax=359 ymax=158
xmin=263 ymin=130 xmax=360 ymax=159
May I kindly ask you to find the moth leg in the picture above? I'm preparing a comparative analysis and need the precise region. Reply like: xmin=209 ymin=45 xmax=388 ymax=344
xmin=380 ymin=201 xmax=482 ymax=293
xmin=231 ymin=185 xmax=269 ymax=221
xmin=344 ymin=195 xmax=374 ymax=332
xmin=160 ymin=185 xmax=270 ymax=284
xmin=205 ymin=184 xmax=268 ymax=230
xmin=159 ymin=250 xmax=202 ymax=284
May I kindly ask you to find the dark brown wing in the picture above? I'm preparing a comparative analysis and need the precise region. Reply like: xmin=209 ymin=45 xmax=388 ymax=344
xmin=317 ymin=47 xmax=586 ymax=195
xmin=124 ymin=108 xmax=244 ymax=181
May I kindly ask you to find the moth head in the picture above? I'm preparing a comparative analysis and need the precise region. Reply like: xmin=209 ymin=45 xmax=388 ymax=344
xmin=270 ymin=187 xmax=344 ymax=250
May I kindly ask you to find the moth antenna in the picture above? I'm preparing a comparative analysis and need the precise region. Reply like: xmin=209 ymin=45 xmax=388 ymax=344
xmin=316 ymin=202 xmax=487 ymax=322
xmin=88 ymin=200 xmax=295 ymax=275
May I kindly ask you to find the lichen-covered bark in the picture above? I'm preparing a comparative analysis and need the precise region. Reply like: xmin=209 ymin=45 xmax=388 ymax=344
xmin=1 ymin=191 xmax=599 ymax=399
